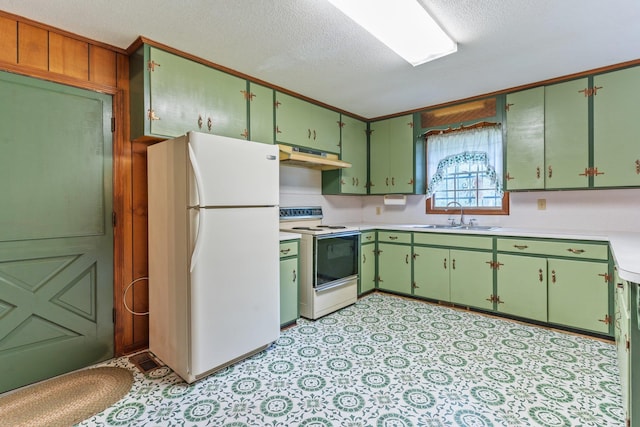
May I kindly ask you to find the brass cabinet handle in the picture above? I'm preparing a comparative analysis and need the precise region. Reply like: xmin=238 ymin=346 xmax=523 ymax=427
xmin=363 ymin=254 xmax=366 ymax=264
xmin=389 ymin=236 xmax=398 ymax=240
xmin=392 ymin=177 xmax=395 ymax=186
xmin=636 ymin=160 xmax=640 ymax=174
xmin=538 ymin=269 xmax=543 ymax=282
xmin=548 ymin=165 xmax=553 ymax=178
xmin=405 ymin=254 xmax=409 ymax=264
xmin=452 ymin=259 xmax=456 ymax=270
xmin=356 ymin=178 xmax=359 ymax=186
xmin=292 ymin=269 xmax=296 ymax=282
xmin=308 ymin=129 xmax=311 ymax=139
xmin=536 ymin=167 xmax=541 ymax=179
xmin=444 ymin=258 xmax=447 ymax=269
xmin=365 ymin=235 xmax=373 ymax=241
xmin=197 ymin=115 xmax=203 ymax=129
xmin=386 ymin=177 xmax=389 ymax=186
xmin=514 ymin=245 xmax=528 ymax=250
xmin=567 ymin=248 xmax=585 ymax=254
xmin=551 ymin=270 xmax=556 ymax=283
xmin=313 ymin=130 xmax=316 ymax=140
xmin=280 ymin=248 xmax=290 ymax=255
xmin=207 ymin=117 xmax=212 ymax=131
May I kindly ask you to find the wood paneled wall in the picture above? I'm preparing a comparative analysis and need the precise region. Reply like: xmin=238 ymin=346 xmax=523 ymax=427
xmin=0 ymin=11 xmax=147 ymax=356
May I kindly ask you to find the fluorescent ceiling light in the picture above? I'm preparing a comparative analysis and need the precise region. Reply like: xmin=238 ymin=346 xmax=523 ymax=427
xmin=327 ymin=0 xmax=457 ymax=66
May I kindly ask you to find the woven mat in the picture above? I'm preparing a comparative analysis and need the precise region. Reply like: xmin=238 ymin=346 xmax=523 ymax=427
xmin=0 ymin=366 xmax=133 ymax=427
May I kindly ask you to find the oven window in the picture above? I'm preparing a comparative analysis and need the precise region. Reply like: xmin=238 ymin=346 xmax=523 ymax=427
xmin=315 ymin=234 xmax=359 ymax=286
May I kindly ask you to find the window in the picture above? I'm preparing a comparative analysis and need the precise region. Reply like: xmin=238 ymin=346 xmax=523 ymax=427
xmin=425 ymin=124 xmax=509 ymax=215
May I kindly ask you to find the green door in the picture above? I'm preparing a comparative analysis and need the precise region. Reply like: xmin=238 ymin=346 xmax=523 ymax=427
xmin=377 ymin=243 xmax=411 ymax=294
xmin=545 ymin=78 xmax=589 ymax=189
xmin=413 ymin=246 xmax=450 ymax=301
xmin=449 ymin=250 xmax=494 ymax=310
xmin=249 ymin=82 xmax=274 ymax=144
xmin=340 ymin=115 xmax=368 ymax=194
xmin=279 ymin=256 xmax=298 ymax=326
xmin=593 ymin=66 xmax=640 ymax=187
xmin=369 ymin=119 xmax=390 ymax=194
xmin=359 ymin=242 xmax=376 ymax=295
xmin=206 ymin=68 xmax=248 ymax=139
xmin=388 ymin=115 xmax=414 ymax=193
xmin=505 ymin=87 xmax=545 ymax=190
xmin=547 ymin=259 xmax=609 ymax=334
xmin=309 ymin=102 xmax=340 ymax=154
xmin=275 ymin=92 xmax=310 ymax=148
xmin=496 ymin=254 xmax=547 ymax=322
xmin=0 ymin=72 xmax=113 ymax=393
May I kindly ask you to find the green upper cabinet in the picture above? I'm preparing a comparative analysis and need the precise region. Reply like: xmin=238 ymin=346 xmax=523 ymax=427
xmin=544 ymin=78 xmax=590 ymax=189
xmin=322 ymin=115 xmax=368 ymax=194
xmin=130 ymin=45 xmax=248 ymax=141
xmin=248 ymin=82 xmax=274 ymax=144
xmin=505 ymin=87 xmax=545 ymax=190
xmin=369 ymin=114 xmax=415 ymax=194
xmin=274 ymin=91 xmax=340 ymax=153
xmin=593 ymin=66 xmax=640 ymax=187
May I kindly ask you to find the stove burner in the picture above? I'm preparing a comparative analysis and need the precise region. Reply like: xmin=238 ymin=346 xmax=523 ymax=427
xmin=292 ymin=226 xmax=315 ymax=230
xmin=317 ymin=225 xmax=347 ymax=229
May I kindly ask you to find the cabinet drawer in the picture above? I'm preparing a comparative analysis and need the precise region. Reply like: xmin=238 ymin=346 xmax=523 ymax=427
xmin=496 ymin=238 xmax=608 ymax=260
xmin=377 ymin=231 xmax=411 ymax=244
xmin=361 ymin=231 xmax=376 ymax=243
xmin=279 ymin=240 xmax=298 ymax=258
xmin=413 ymin=233 xmax=493 ymax=250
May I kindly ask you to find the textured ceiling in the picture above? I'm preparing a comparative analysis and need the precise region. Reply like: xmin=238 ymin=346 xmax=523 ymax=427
xmin=1 ymin=0 xmax=639 ymax=119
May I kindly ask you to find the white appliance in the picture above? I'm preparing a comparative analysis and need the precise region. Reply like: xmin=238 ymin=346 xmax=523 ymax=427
xmin=147 ymin=131 xmax=280 ymax=383
xmin=279 ymin=207 xmax=360 ymax=319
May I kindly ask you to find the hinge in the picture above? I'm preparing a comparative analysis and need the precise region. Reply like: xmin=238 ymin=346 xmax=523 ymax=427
xmin=274 ymin=100 xmax=281 ymax=109
xmin=241 ymin=90 xmax=256 ymax=101
xmin=598 ymin=314 xmax=612 ymax=325
xmin=505 ymin=103 xmax=514 ymax=112
xmin=112 ymin=211 xmax=116 ymax=227
xmin=147 ymin=60 xmax=161 ymax=72
xmin=338 ymin=121 xmax=345 ymax=128
xmin=598 ymin=273 xmax=612 ymax=283
xmin=485 ymin=261 xmax=502 ymax=270
xmin=111 ymin=117 xmax=115 ymax=132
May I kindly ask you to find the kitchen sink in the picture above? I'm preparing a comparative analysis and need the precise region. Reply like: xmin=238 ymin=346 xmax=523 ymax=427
xmin=409 ymin=224 xmax=500 ymax=231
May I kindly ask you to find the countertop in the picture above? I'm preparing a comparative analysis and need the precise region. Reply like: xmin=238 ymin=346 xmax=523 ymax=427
xmin=279 ymin=231 xmax=301 ymax=241
xmin=345 ymin=222 xmax=640 ymax=283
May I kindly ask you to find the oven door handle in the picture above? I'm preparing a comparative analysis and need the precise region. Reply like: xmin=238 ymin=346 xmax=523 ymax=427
xmin=315 ymin=276 xmax=357 ymax=293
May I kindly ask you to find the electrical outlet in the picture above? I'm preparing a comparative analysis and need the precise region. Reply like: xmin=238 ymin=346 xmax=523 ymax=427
xmin=537 ymin=199 xmax=546 ymax=210
xmin=376 ymin=206 xmax=381 ymax=215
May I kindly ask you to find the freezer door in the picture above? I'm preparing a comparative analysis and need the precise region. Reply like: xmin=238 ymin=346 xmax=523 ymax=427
xmin=187 ymin=132 xmax=279 ymax=207
xmin=189 ymin=206 xmax=280 ymax=376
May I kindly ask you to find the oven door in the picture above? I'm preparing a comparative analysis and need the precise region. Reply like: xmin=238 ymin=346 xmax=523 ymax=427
xmin=314 ymin=231 xmax=360 ymax=291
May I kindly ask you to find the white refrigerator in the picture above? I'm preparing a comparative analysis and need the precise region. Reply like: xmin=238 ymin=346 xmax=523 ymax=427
xmin=147 ymin=131 xmax=280 ymax=383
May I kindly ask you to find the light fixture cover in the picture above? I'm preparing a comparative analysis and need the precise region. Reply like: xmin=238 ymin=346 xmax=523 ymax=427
xmin=327 ymin=0 xmax=457 ymax=66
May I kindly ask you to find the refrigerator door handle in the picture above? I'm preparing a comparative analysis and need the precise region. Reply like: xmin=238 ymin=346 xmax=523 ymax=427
xmin=187 ymin=142 xmax=204 ymax=207
xmin=190 ymin=207 xmax=204 ymax=272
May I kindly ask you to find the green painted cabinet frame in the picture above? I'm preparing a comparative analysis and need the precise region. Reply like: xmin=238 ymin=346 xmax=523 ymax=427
xmin=279 ymin=240 xmax=299 ymax=327
xmin=359 ymin=231 xmax=377 ymax=295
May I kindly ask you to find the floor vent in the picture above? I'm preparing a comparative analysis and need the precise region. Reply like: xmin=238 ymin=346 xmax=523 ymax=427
xmin=129 ymin=351 xmax=162 ymax=374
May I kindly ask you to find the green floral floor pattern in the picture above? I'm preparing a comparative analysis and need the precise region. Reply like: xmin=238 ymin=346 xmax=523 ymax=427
xmin=79 ymin=293 xmax=623 ymax=426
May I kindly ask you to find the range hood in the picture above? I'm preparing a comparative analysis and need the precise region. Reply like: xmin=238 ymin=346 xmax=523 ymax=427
xmin=278 ymin=144 xmax=351 ymax=170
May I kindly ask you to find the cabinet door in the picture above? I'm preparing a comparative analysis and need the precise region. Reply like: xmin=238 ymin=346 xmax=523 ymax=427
xmin=505 ymin=87 xmax=545 ymax=190
xmin=548 ymin=258 xmax=610 ymax=334
xmin=359 ymin=242 xmax=377 ymax=295
xmin=275 ymin=92 xmax=310 ymax=147
xmin=388 ymin=115 xmax=415 ymax=193
xmin=148 ymin=47 xmax=212 ymax=137
xmin=614 ymin=275 xmax=631 ymax=420
xmin=593 ymin=66 xmax=640 ymax=187
xmin=249 ymin=83 xmax=274 ymax=144
xmin=449 ymin=250 xmax=494 ymax=310
xmin=496 ymin=254 xmax=547 ymax=322
xmin=377 ymin=243 xmax=411 ymax=294
xmin=412 ymin=246 xmax=450 ymax=301
xmin=205 ymin=69 xmax=247 ymax=139
xmin=369 ymin=119 xmax=390 ymax=193
xmin=340 ymin=115 xmax=368 ymax=194
xmin=279 ymin=257 xmax=298 ymax=326
xmin=309 ymin=102 xmax=340 ymax=153
xmin=544 ymin=78 xmax=589 ymax=189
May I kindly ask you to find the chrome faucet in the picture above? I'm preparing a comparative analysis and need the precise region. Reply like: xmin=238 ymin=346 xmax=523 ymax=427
xmin=446 ymin=201 xmax=465 ymax=226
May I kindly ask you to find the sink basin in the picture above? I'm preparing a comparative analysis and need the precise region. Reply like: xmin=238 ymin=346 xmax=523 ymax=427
xmin=409 ymin=224 xmax=500 ymax=231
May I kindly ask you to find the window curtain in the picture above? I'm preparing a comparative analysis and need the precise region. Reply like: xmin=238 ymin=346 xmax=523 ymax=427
xmin=425 ymin=126 xmax=503 ymax=198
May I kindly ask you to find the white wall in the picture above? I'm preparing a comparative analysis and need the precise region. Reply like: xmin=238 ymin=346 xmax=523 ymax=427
xmin=280 ymin=165 xmax=640 ymax=233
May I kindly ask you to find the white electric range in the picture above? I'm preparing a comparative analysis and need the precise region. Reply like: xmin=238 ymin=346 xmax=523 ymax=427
xmin=279 ymin=207 xmax=360 ymax=319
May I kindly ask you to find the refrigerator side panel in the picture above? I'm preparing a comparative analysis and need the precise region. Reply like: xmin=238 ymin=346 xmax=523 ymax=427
xmin=188 ymin=132 xmax=279 ymax=207
xmin=147 ymin=136 xmax=191 ymax=381
xmin=190 ymin=206 xmax=280 ymax=377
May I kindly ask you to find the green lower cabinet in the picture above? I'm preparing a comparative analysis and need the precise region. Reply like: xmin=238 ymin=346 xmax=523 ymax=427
xmin=377 ymin=242 xmax=412 ymax=295
xmin=412 ymin=246 xmax=450 ymax=301
xmin=360 ymin=241 xmax=377 ymax=295
xmin=279 ymin=240 xmax=299 ymax=327
xmin=547 ymin=258 xmax=610 ymax=334
xmin=449 ymin=249 xmax=494 ymax=311
xmin=614 ymin=272 xmax=631 ymax=425
xmin=496 ymin=254 xmax=548 ymax=322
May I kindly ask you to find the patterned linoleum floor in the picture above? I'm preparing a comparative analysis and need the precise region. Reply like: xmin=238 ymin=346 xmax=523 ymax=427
xmin=79 ymin=293 xmax=623 ymax=426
